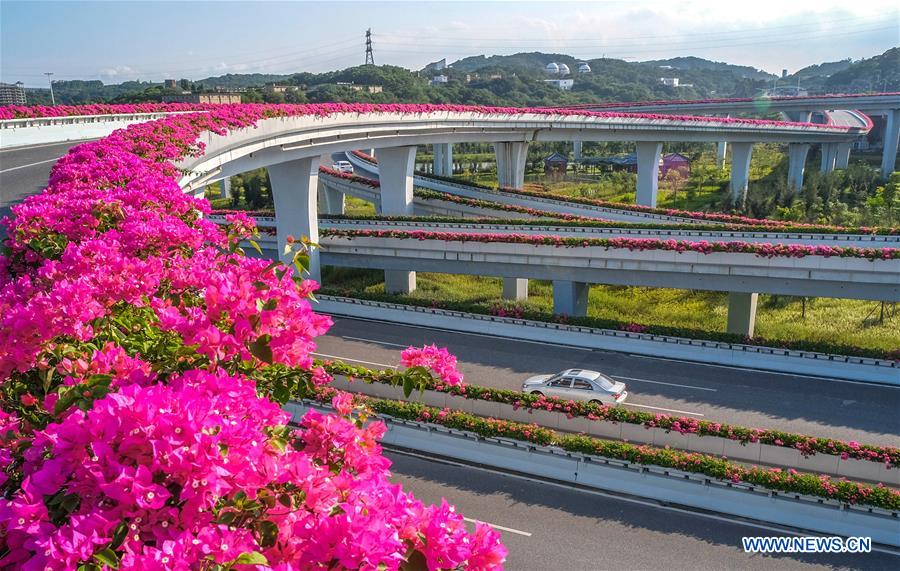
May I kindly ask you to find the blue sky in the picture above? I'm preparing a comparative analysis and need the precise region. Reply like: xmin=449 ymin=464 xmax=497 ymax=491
xmin=2 ymin=0 xmax=898 ymax=86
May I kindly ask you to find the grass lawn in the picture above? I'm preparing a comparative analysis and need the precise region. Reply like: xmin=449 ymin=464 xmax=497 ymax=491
xmin=321 ymin=267 xmax=900 ymax=352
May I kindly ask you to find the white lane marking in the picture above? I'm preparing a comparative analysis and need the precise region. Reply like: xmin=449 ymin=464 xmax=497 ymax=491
xmin=0 ymin=140 xmax=90 ymax=153
xmin=389 ymin=449 xmax=899 ymax=556
xmin=630 ymin=355 xmax=900 ymax=389
xmin=0 ymin=158 xmax=59 ymax=173
xmin=330 ymin=316 xmax=895 ymax=388
xmin=463 ymin=517 xmax=532 ymax=537
xmin=612 ymin=376 xmax=717 ymax=392
xmin=625 ymin=403 xmax=704 ymax=417
xmin=329 ymin=316 xmax=593 ymax=352
xmin=311 ymin=352 xmax=397 ymax=370
xmin=342 ymin=335 xmax=409 ymax=348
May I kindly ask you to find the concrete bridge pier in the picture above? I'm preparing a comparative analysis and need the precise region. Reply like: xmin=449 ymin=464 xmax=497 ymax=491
xmin=835 ymin=142 xmax=852 ymax=170
xmin=494 ymin=142 xmax=529 ymax=189
xmin=635 ymin=141 xmax=662 ymax=207
xmin=502 ymin=278 xmax=529 ymax=301
xmin=787 ymin=143 xmax=810 ymax=192
xmin=785 ymin=110 xmax=813 ymax=123
xmin=553 ymin=281 xmax=590 ymax=316
xmin=573 ymin=141 xmax=583 ymax=162
xmin=267 ymin=156 xmax=321 ymax=282
xmin=433 ymin=143 xmax=453 ymax=176
xmin=820 ymin=143 xmax=837 ymax=173
xmin=881 ymin=108 xmax=899 ymax=179
xmin=319 ymin=186 xmax=345 ymax=215
xmin=379 ymin=146 xmax=418 ymax=293
xmin=729 ymin=142 xmax=754 ymax=206
xmin=726 ymin=292 xmax=758 ymax=337
xmin=716 ymin=141 xmax=728 ymax=170
xmin=221 ymin=177 xmax=232 ymax=199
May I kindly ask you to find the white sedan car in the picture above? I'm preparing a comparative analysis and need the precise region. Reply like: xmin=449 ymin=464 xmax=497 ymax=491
xmin=332 ymin=160 xmax=354 ymax=174
xmin=522 ymin=369 xmax=627 ymax=405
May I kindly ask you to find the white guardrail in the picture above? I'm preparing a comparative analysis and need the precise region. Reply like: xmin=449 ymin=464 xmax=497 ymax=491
xmin=0 ymin=113 xmax=190 ymax=148
xmin=286 ymin=400 xmax=900 ymax=547
xmin=315 ymin=296 xmax=899 ymax=384
xmin=327 ymin=377 xmax=899 ymax=486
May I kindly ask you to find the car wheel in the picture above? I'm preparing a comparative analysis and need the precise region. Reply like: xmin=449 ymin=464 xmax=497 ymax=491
xmin=588 ymin=399 xmax=603 ymax=405
xmin=531 ymin=391 xmax=544 ymax=397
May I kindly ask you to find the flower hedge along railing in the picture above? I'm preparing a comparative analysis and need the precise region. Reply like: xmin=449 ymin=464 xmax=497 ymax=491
xmin=3 ymin=101 xmax=870 ymax=130
xmin=320 ymin=361 xmax=900 ymax=467
xmin=319 ymin=289 xmax=900 ymax=361
xmin=319 ymin=228 xmax=900 ymax=260
xmin=0 ymin=105 xmax=529 ymax=569
xmin=418 ymin=172 xmax=899 ymax=234
xmin=307 ymin=387 xmax=900 ymax=511
xmin=321 ymin=212 xmax=900 ymax=237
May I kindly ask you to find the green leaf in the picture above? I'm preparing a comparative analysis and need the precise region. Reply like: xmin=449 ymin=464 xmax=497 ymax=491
xmin=235 ymin=551 xmax=269 ymax=565
xmin=93 ymin=548 xmax=119 ymax=569
xmin=110 ymin=521 xmax=128 ymax=550
xmin=401 ymin=549 xmax=429 ymax=571
xmin=402 ymin=376 xmax=415 ymax=399
xmin=248 ymin=239 xmax=263 ymax=255
xmin=248 ymin=335 xmax=274 ymax=364
xmin=256 ymin=520 xmax=279 ymax=549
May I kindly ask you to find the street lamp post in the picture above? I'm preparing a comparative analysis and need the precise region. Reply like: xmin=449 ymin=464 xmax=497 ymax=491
xmin=44 ymin=72 xmax=55 ymax=105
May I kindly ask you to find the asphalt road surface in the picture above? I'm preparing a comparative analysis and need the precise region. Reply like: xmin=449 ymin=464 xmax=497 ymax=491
xmin=0 ymin=140 xmax=88 ymax=220
xmin=315 ymin=316 xmax=900 ymax=447
xmin=386 ymin=450 xmax=900 ymax=569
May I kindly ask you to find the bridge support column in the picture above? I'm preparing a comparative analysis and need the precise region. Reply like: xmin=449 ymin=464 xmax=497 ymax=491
xmin=820 ymin=143 xmax=837 ymax=173
xmin=834 ymin=142 xmax=852 ymax=169
xmin=433 ymin=143 xmax=453 ymax=176
xmin=319 ymin=187 xmax=345 ymax=215
xmin=635 ymin=141 xmax=662 ymax=207
xmin=494 ymin=141 xmax=528 ymax=189
xmin=716 ymin=141 xmax=728 ymax=170
xmin=726 ymin=292 xmax=758 ymax=337
xmin=881 ymin=109 xmax=899 ymax=179
xmin=553 ymin=281 xmax=589 ymax=316
xmin=729 ymin=142 xmax=753 ymax=206
xmin=379 ymin=146 xmax=417 ymax=293
xmin=221 ymin=177 xmax=232 ymax=199
xmin=267 ymin=156 xmax=321 ymax=282
xmin=502 ymin=278 xmax=528 ymax=301
xmin=573 ymin=141 xmax=583 ymax=162
xmin=787 ymin=143 xmax=810 ymax=192
xmin=785 ymin=110 xmax=813 ymax=123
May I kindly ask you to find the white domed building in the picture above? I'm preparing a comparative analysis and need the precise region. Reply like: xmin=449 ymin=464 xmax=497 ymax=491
xmin=557 ymin=63 xmax=571 ymax=75
xmin=578 ymin=62 xmax=592 ymax=74
xmin=545 ymin=62 xmax=560 ymax=74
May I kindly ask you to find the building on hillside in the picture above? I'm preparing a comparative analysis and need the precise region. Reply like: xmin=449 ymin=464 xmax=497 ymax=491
xmin=543 ymin=152 xmax=569 ymax=178
xmin=659 ymin=77 xmax=680 ymax=87
xmin=335 ymin=82 xmax=383 ymax=93
xmin=0 ymin=82 xmax=27 ymax=105
xmin=577 ymin=62 xmax=592 ymax=73
xmin=763 ymin=86 xmax=808 ymax=97
xmin=430 ymin=75 xmax=449 ymax=86
xmin=161 ymin=93 xmax=242 ymax=104
xmin=163 ymin=79 xmax=177 ymax=89
xmin=264 ymin=84 xmax=298 ymax=93
xmin=544 ymin=78 xmax=574 ymax=90
xmin=660 ymin=153 xmax=692 ymax=177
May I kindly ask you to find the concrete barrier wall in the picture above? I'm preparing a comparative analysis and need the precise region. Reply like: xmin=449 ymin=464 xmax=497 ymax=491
xmin=315 ymin=296 xmax=898 ymax=384
xmin=286 ymin=400 xmax=900 ymax=547
xmin=329 ymin=377 xmax=899 ymax=486
xmin=0 ymin=113 xmax=183 ymax=148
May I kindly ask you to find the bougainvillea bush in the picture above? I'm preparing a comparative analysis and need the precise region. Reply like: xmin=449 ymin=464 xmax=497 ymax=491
xmin=0 ymin=105 xmax=513 ymax=569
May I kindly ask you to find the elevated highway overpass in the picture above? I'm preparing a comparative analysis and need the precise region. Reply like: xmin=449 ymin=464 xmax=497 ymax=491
xmin=562 ymin=93 xmax=900 ymax=178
